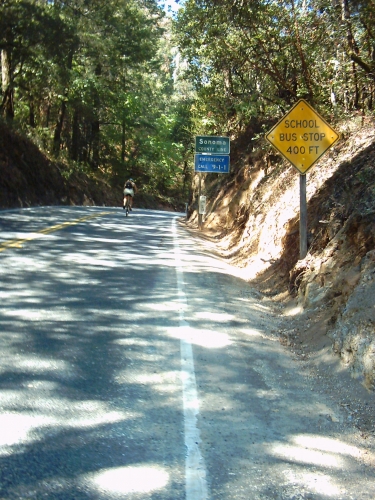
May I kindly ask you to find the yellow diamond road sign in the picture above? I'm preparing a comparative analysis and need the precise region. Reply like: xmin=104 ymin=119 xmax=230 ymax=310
xmin=265 ymin=99 xmax=339 ymax=174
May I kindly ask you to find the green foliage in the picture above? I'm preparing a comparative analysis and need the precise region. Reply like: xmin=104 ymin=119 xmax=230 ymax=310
xmin=5 ymin=0 xmax=375 ymax=208
xmin=0 ymin=0 xmax=193 ymax=205
xmin=174 ymin=0 xmax=375 ymax=140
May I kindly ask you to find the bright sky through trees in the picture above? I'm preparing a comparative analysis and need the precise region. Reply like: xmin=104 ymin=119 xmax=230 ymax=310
xmin=161 ymin=0 xmax=182 ymax=15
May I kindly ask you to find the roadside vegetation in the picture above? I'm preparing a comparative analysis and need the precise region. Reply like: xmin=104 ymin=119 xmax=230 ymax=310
xmin=172 ymin=0 xmax=375 ymax=397
xmin=1 ymin=0 xmax=374 ymax=202
xmin=0 ymin=0 xmax=192 ymax=208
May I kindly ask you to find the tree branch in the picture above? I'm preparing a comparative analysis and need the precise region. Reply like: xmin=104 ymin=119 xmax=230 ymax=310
xmin=350 ymin=52 xmax=374 ymax=76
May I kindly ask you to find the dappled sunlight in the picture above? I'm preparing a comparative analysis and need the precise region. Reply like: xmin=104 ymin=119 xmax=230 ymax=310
xmin=0 ymin=354 xmax=69 ymax=374
xmin=2 ymin=307 xmax=78 ymax=322
xmin=0 ymin=413 xmax=54 ymax=448
xmin=194 ymin=311 xmax=234 ymax=322
xmin=0 ymin=399 xmax=130 ymax=455
xmin=1 ymin=207 xmax=373 ymax=498
xmin=121 ymin=255 xmax=177 ymax=269
xmin=240 ymin=327 xmax=262 ymax=337
xmin=255 ymin=389 xmax=281 ymax=400
xmin=0 ymin=206 xmax=260 ymax=282
xmin=271 ymin=442 xmax=344 ymax=468
xmin=0 ymin=254 xmax=48 ymax=271
xmin=269 ymin=432 xmax=366 ymax=471
xmin=117 ymin=351 xmax=165 ymax=364
xmin=168 ymin=324 xmax=232 ymax=348
xmin=0 ymin=396 xmax=131 ymax=426
xmin=0 ymin=288 xmax=35 ymax=300
xmin=135 ymin=301 xmax=181 ymax=312
xmin=62 ymin=253 xmax=121 ymax=268
xmin=179 ymin=253 xmax=241 ymax=277
xmin=251 ymin=302 xmax=272 ymax=313
xmin=114 ymin=370 xmax=181 ymax=394
xmin=112 ymin=337 xmax=150 ymax=347
xmin=233 ymin=256 xmax=275 ymax=281
xmin=293 ymin=435 xmax=361 ymax=458
xmin=284 ymin=305 xmax=304 ymax=317
xmin=283 ymin=469 xmax=341 ymax=496
xmin=84 ymin=465 xmax=170 ymax=495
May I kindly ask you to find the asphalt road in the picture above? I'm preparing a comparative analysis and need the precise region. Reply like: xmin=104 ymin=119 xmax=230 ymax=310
xmin=0 ymin=206 xmax=374 ymax=500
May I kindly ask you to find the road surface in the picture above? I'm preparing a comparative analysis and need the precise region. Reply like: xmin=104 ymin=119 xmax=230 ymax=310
xmin=0 ymin=206 xmax=374 ymax=499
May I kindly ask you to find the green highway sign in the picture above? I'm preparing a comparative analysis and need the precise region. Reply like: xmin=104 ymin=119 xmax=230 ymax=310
xmin=195 ymin=135 xmax=230 ymax=154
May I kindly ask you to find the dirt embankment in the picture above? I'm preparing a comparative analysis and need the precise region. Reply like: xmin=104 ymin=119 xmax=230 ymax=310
xmin=0 ymin=121 xmax=122 ymax=209
xmin=188 ymin=117 xmax=375 ymax=415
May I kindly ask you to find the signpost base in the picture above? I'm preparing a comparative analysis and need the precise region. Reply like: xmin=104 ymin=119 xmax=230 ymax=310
xmin=198 ymin=173 xmax=202 ymax=230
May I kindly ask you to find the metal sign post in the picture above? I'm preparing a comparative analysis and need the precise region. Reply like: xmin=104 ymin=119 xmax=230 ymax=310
xmin=266 ymin=99 xmax=339 ymax=259
xmin=300 ymin=174 xmax=307 ymax=259
xmin=198 ymin=173 xmax=203 ymax=230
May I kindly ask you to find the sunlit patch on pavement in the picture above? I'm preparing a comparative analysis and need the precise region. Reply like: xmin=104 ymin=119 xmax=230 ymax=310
xmin=193 ymin=311 xmax=234 ymax=322
xmin=0 ymin=402 xmax=132 ymax=456
xmin=0 ymin=413 xmax=53 ymax=449
xmin=84 ymin=465 xmax=169 ymax=495
xmin=240 ymin=327 xmax=262 ymax=337
xmin=293 ymin=435 xmax=361 ymax=458
xmin=272 ymin=442 xmax=344 ymax=467
xmin=135 ymin=301 xmax=181 ymax=312
xmin=114 ymin=369 xmax=181 ymax=394
xmin=283 ymin=469 xmax=341 ymax=496
xmin=167 ymin=325 xmax=232 ymax=348
xmin=284 ymin=305 xmax=304 ymax=317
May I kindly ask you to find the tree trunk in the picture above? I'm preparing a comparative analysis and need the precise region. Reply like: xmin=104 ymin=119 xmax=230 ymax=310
xmin=290 ymin=0 xmax=314 ymax=103
xmin=29 ymin=98 xmax=36 ymax=128
xmin=91 ymin=63 xmax=102 ymax=169
xmin=91 ymin=119 xmax=100 ymax=168
xmin=71 ymin=108 xmax=80 ymax=162
xmin=121 ymin=117 xmax=126 ymax=163
xmin=341 ymin=0 xmax=360 ymax=108
xmin=52 ymin=47 xmax=75 ymax=157
xmin=53 ymin=99 xmax=67 ymax=157
xmin=1 ymin=48 xmax=14 ymax=120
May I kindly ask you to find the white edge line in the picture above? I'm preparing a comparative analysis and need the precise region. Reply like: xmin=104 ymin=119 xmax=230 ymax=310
xmin=172 ymin=219 xmax=208 ymax=500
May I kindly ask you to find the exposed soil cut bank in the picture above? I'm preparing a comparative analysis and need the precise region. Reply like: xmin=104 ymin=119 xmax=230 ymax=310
xmin=187 ymin=117 xmax=375 ymax=435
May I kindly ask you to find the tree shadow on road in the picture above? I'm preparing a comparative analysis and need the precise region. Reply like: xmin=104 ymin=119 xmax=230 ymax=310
xmin=0 ymin=208 xmax=373 ymax=499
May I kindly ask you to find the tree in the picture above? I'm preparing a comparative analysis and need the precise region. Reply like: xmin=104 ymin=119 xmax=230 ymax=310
xmin=0 ymin=0 xmax=78 ymax=121
xmin=174 ymin=0 xmax=375 ymax=133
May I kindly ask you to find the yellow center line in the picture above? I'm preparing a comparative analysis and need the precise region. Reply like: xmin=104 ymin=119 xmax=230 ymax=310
xmin=0 ymin=211 xmax=111 ymax=253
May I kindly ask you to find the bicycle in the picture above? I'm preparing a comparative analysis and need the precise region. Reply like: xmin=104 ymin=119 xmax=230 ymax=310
xmin=123 ymin=195 xmax=131 ymax=217
xmin=123 ymin=196 xmax=130 ymax=216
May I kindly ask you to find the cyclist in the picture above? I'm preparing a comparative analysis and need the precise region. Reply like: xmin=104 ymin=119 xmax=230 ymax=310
xmin=123 ymin=178 xmax=137 ymax=211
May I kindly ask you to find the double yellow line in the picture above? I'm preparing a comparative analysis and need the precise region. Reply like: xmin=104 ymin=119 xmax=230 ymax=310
xmin=0 ymin=211 xmax=110 ymax=253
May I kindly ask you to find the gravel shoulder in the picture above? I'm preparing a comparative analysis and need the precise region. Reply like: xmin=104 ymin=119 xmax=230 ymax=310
xmin=182 ymin=219 xmax=375 ymax=484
